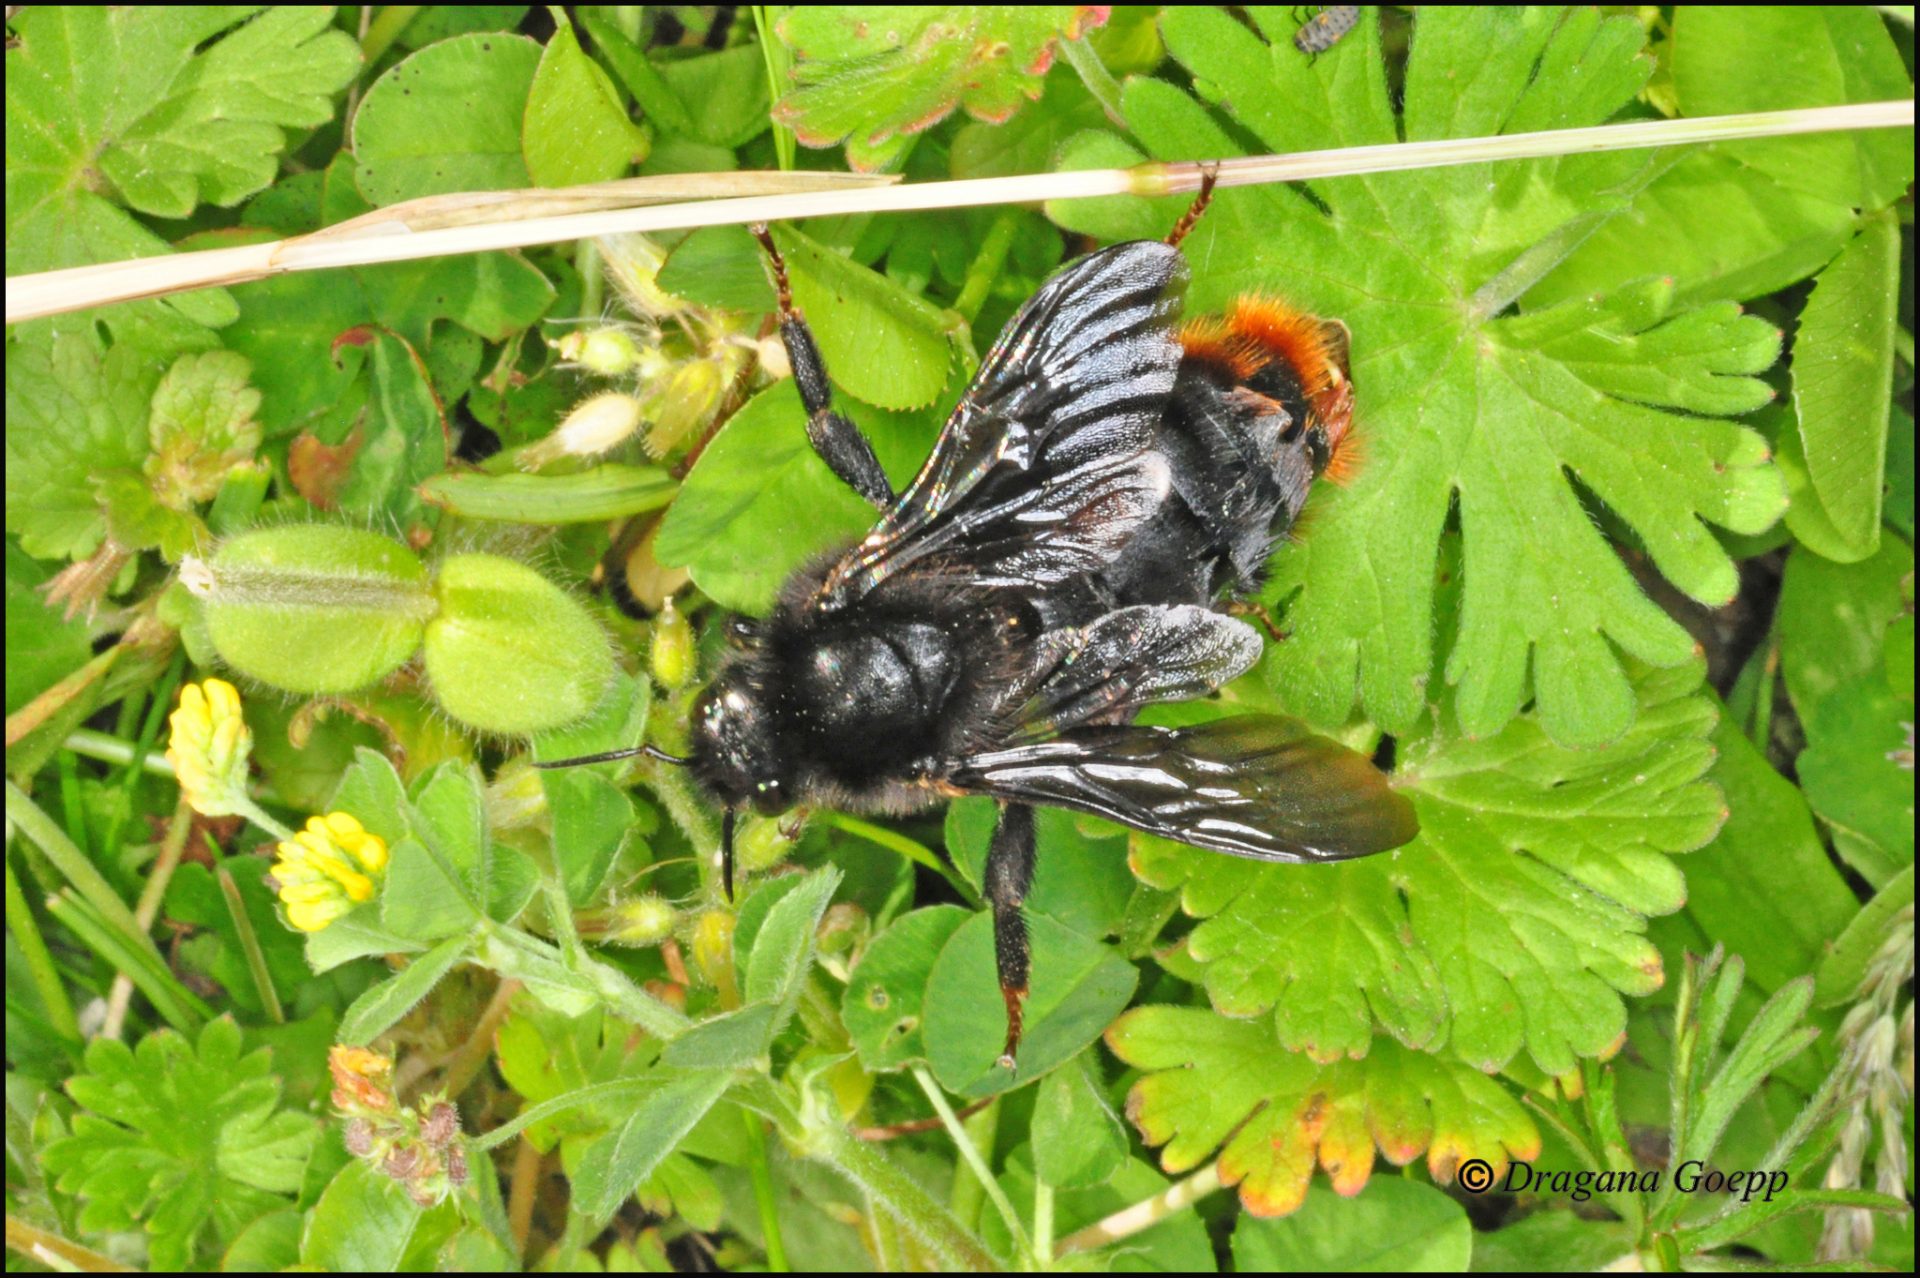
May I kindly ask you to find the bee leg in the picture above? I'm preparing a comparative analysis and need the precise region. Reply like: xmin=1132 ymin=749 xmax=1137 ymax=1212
xmin=749 ymin=223 xmax=894 ymax=508
xmin=984 ymin=802 xmax=1037 ymax=1070
xmin=1227 ymin=598 xmax=1290 ymax=643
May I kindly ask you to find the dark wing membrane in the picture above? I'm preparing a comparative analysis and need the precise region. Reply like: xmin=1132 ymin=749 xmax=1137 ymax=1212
xmin=822 ymin=241 xmax=1188 ymax=603
xmin=953 ymin=715 xmax=1419 ymax=863
xmin=1007 ymin=605 xmax=1263 ymax=737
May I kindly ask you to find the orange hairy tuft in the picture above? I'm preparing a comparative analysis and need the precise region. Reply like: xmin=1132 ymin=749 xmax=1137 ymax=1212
xmin=1226 ymin=297 xmax=1359 ymax=483
xmin=1177 ymin=316 xmax=1265 ymax=383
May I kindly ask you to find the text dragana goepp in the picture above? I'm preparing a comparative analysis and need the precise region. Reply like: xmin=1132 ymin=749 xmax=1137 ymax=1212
xmin=1501 ymin=1160 xmax=1790 ymax=1204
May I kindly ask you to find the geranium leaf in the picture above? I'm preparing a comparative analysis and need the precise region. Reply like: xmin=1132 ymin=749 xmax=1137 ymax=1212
xmin=1102 ymin=6 xmax=1789 ymax=747
xmin=1132 ymin=659 xmax=1724 ymax=1077
xmin=773 ymin=7 xmax=1110 ymax=171
xmin=1107 ymin=1009 xmax=1539 ymax=1216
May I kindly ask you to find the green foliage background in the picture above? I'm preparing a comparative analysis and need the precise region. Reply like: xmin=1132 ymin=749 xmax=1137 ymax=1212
xmin=4 ymin=5 xmax=1913 ymax=1272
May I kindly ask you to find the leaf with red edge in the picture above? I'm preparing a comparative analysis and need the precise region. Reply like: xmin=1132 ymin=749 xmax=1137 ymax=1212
xmin=1107 ymin=1006 xmax=1540 ymax=1217
xmin=773 ymin=7 xmax=1110 ymax=171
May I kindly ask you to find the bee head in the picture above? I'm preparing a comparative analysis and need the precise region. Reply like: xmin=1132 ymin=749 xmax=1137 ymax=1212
xmin=688 ymin=671 xmax=790 ymax=815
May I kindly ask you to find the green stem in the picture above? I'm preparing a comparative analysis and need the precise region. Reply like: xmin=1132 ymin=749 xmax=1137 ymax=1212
xmin=743 ymin=1109 xmax=790 ymax=1271
xmin=1056 ymin=1162 xmax=1223 ymax=1256
xmin=949 ymin=1096 xmax=999 ymax=1230
xmin=5 ymin=852 xmax=80 ymax=1044
xmin=46 ymin=890 xmax=210 ymax=1032
xmin=577 ymin=239 xmax=604 ymax=323
xmin=360 ymin=5 xmax=421 ymax=64
xmin=803 ymin=1119 xmax=1000 ymax=1272
xmin=1033 ymin=1178 xmax=1055 ymax=1267
xmin=1060 ymin=36 xmax=1126 ymax=128
xmin=951 ymin=211 xmax=1021 ymax=324
xmin=914 ymin=1067 xmax=1030 ymax=1266
xmin=212 ymin=841 xmax=285 ymax=1024
xmin=645 ymin=761 xmax=721 ymax=898
xmin=234 ymin=795 xmax=297 ymax=844
xmin=62 ymin=728 xmax=178 ymax=779
xmin=753 ymin=6 xmax=796 ymax=171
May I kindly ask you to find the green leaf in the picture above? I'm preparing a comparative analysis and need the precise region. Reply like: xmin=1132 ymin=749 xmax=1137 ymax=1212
xmin=4 ymin=541 xmax=93 ymax=716
xmin=1669 ymin=7 xmax=1914 ymax=213
xmin=841 ymin=905 xmax=970 ymax=1071
xmin=523 ymin=10 xmax=649 ymax=187
xmin=1232 ymin=1176 xmax=1471 ymax=1268
xmin=300 ymin=1160 xmax=428 ymax=1271
xmin=1119 ymin=6 xmax=1785 ymax=747
xmin=654 ymin=379 xmax=937 ymax=612
xmin=1777 ymin=537 xmax=1914 ymax=730
xmin=532 ymin=672 xmax=649 ymax=903
xmin=1672 ymin=711 xmax=1858 ymax=996
xmin=5 ymin=332 xmax=163 ymax=560
xmin=573 ymin=1069 xmax=733 ymax=1222
xmin=5 ymin=8 xmax=356 ymax=348
xmin=41 ymin=1019 xmax=317 ymax=1271
xmin=656 ymin=45 xmax=772 ymax=150
xmin=945 ymin=798 xmax=1133 ymax=940
xmin=1135 ymin=660 xmax=1722 ymax=1076
xmin=143 ymin=351 xmax=263 ymax=508
xmin=773 ymin=7 xmax=1110 ymax=171
xmin=772 ymin=224 xmax=953 ymax=411
xmin=1815 ymin=865 xmax=1915 ymax=1007
xmin=1788 ymin=212 xmax=1901 ymax=560
xmin=923 ymin=911 xmax=1137 ymax=1098
xmin=338 ymin=935 xmax=472 ymax=1045
xmin=351 ymin=32 xmax=542 ymax=205
xmin=742 ymin=866 xmax=843 ymax=1009
xmin=1107 ymin=1009 xmax=1538 ymax=1216
xmin=1031 ymin=1058 xmax=1127 ymax=1190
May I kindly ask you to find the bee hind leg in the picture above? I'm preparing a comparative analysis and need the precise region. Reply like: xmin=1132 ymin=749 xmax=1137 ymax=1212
xmin=985 ymin=803 xmax=1037 ymax=1070
xmin=749 ymin=224 xmax=894 ymax=508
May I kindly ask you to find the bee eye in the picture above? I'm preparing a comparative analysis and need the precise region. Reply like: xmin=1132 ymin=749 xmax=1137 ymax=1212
xmin=727 ymin=616 xmax=760 ymax=644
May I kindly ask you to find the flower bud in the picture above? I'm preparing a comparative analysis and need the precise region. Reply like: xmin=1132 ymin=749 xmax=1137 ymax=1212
xmin=607 ymin=893 xmax=679 ymax=947
xmin=521 ymin=391 xmax=646 ymax=470
xmin=650 ymin=598 xmax=696 ymax=690
xmin=553 ymin=326 xmax=646 ymax=378
xmin=166 ymin=679 xmax=254 ymax=818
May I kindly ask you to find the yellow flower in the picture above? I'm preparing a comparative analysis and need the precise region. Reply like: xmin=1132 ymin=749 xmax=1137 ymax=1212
xmin=270 ymin=812 xmax=389 ymax=932
xmin=166 ymin=679 xmax=253 ymax=817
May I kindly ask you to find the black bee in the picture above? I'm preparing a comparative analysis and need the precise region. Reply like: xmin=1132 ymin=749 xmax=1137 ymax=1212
xmin=548 ymin=176 xmax=1417 ymax=1067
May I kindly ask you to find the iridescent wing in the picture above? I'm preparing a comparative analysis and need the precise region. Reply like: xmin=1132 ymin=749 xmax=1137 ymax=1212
xmin=1003 ymin=605 xmax=1264 ymax=737
xmin=953 ymin=714 xmax=1419 ymax=863
xmin=821 ymin=241 xmax=1188 ymax=605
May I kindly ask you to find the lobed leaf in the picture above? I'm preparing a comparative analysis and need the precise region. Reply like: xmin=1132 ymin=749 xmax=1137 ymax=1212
xmin=1100 ymin=6 xmax=1795 ymax=746
xmin=1134 ymin=659 xmax=1723 ymax=1076
xmin=773 ymin=7 xmax=1110 ymax=171
xmin=1107 ymin=1008 xmax=1540 ymax=1216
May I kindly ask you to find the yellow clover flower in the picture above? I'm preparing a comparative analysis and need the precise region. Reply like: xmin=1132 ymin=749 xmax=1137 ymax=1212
xmin=166 ymin=678 xmax=253 ymax=817
xmin=270 ymin=812 xmax=390 ymax=932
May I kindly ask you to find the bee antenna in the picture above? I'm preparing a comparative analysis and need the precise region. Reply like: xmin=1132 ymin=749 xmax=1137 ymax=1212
xmin=1166 ymin=163 xmax=1220 ymax=248
xmin=720 ymin=808 xmax=737 ymax=902
xmin=533 ymin=743 xmax=690 ymax=769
